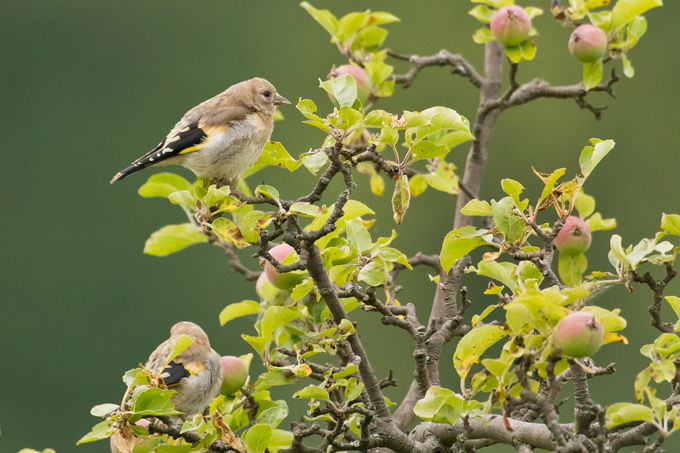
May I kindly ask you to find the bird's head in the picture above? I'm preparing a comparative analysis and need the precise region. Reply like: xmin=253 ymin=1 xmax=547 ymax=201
xmin=170 ymin=321 xmax=211 ymax=346
xmin=245 ymin=77 xmax=290 ymax=116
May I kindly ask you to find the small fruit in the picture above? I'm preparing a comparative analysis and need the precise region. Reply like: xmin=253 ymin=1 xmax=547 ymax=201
xmin=555 ymin=216 xmax=592 ymax=255
xmin=110 ymin=419 xmax=159 ymax=453
xmin=327 ymin=64 xmax=372 ymax=105
xmin=569 ymin=24 xmax=608 ymax=63
xmin=490 ymin=5 xmax=532 ymax=47
xmin=220 ymin=356 xmax=249 ymax=396
xmin=555 ymin=312 xmax=604 ymax=358
xmin=256 ymin=271 xmax=280 ymax=302
xmin=264 ymin=244 xmax=306 ymax=290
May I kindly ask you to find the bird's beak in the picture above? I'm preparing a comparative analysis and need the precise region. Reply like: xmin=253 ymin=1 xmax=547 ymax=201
xmin=274 ymin=94 xmax=290 ymax=106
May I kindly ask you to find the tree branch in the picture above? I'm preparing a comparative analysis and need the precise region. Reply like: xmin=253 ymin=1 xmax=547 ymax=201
xmin=388 ymin=49 xmax=484 ymax=89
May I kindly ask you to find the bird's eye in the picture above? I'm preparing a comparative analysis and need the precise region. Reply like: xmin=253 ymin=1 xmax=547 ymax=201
xmin=263 ymin=90 xmax=271 ymax=97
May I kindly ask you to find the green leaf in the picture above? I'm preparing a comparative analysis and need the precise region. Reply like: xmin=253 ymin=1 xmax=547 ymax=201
xmin=525 ymin=6 xmax=544 ymax=19
xmin=336 ymin=106 xmax=363 ymax=130
xmin=453 ymin=325 xmax=508 ymax=379
xmin=377 ymin=247 xmax=411 ymax=269
xmin=469 ymin=4 xmax=494 ymax=23
xmin=414 ymin=386 xmax=464 ymax=424
xmin=169 ymin=190 xmax=198 ymax=210
xmin=262 ymin=306 xmax=306 ymax=338
xmin=477 ymin=261 xmax=518 ymax=290
xmin=240 ymin=211 xmax=272 ymax=243
xmin=411 ymin=141 xmax=449 ymax=161
xmin=558 ymin=253 xmax=588 ymax=286
xmin=575 ymin=191 xmax=596 ymax=219
xmin=211 ymin=217 xmax=250 ymax=249
xmin=291 ymin=278 xmax=315 ymax=301
xmin=440 ymin=227 xmax=488 ymax=272
xmin=296 ymin=99 xmax=324 ymax=122
xmin=472 ymin=28 xmax=495 ymax=44
xmin=364 ymin=110 xmax=394 ymax=127
xmin=220 ymin=300 xmax=261 ymax=325
xmin=661 ymin=213 xmax=680 ymax=236
xmin=364 ymin=61 xmax=393 ymax=86
xmin=471 ymin=0 xmax=513 ymax=7
xmin=580 ymin=138 xmax=615 ymax=180
xmin=255 ymin=185 xmax=280 ymax=204
xmin=519 ymin=39 xmax=537 ymax=61
xmin=77 ymin=420 xmax=114 ymax=444
xmin=143 ymin=224 xmax=207 ymax=256
xmin=289 ymin=202 xmax=324 ymax=218
xmin=665 ymin=296 xmax=680 ymax=321
xmin=612 ymin=0 xmax=662 ymax=28
xmin=334 ymin=364 xmax=358 ymax=379
xmin=653 ymin=333 xmax=680 ymax=357
xmin=301 ymin=151 xmax=329 ymax=175
xmin=242 ymin=334 xmax=268 ymax=357
xmin=300 ymin=2 xmax=338 ymax=37
xmin=501 ymin=179 xmax=524 ymax=208
xmin=379 ymin=127 xmax=399 ymax=146
xmin=346 ymin=219 xmax=372 ymax=254
xmin=131 ymin=387 xmax=181 ymax=416
xmin=123 ymin=368 xmax=151 ymax=387
xmin=90 ymin=403 xmax=120 ymax=417
xmin=606 ymin=403 xmax=654 ymax=427
xmin=293 ymin=385 xmax=330 ymax=400
xmin=538 ymin=168 xmax=566 ymax=201
xmin=582 ymin=306 xmax=627 ymax=332
xmin=344 ymin=377 xmax=365 ymax=402
xmin=138 ymin=173 xmax=192 ymax=198
xmin=491 ymin=199 xmax=524 ymax=242
xmin=245 ymin=424 xmax=273 ymax=453
xmin=460 ymin=199 xmax=493 ymax=216
xmin=392 ymin=174 xmax=410 ymax=224
xmin=258 ymin=406 xmax=288 ymax=428
xmin=586 ymin=213 xmax=617 ymax=232
xmin=247 ymin=141 xmax=301 ymax=176
xmin=165 ymin=334 xmax=192 ymax=364
xmin=358 ymin=261 xmax=387 ymax=286
xmin=583 ymin=60 xmax=604 ymax=91
xmin=320 ymin=74 xmax=357 ymax=108
xmin=472 ymin=304 xmax=498 ymax=328
xmin=431 ymin=129 xmax=475 ymax=149
xmin=268 ymin=429 xmax=294 ymax=453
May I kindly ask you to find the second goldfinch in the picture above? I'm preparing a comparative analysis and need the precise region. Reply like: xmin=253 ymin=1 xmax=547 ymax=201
xmin=110 ymin=77 xmax=290 ymax=186
xmin=146 ymin=321 xmax=222 ymax=416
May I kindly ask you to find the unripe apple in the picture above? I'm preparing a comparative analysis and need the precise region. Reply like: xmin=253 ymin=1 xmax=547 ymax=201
xmin=569 ymin=24 xmax=608 ymax=63
xmin=255 ymin=271 xmax=280 ymax=302
xmin=327 ymin=64 xmax=372 ymax=106
xmin=220 ymin=356 xmax=248 ymax=396
xmin=490 ymin=5 xmax=532 ymax=47
xmin=555 ymin=312 xmax=604 ymax=358
xmin=555 ymin=216 xmax=592 ymax=255
xmin=264 ymin=244 xmax=306 ymax=290
xmin=110 ymin=419 xmax=159 ymax=453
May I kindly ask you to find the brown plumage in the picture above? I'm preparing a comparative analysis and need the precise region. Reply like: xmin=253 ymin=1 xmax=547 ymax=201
xmin=146 ymin=321 xmax=222 ymax=416
xmin=110 ymin=77 xmax=290 ymax=185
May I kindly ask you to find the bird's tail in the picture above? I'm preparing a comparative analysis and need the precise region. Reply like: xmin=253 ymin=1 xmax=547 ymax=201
xmin=110 ymin=162 xmax=149 ymax=184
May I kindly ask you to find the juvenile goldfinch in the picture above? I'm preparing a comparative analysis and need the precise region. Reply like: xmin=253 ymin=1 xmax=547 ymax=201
xmin=146 ymin=321 xmax=222 ymax=416
xmin=110 ymin=78 xmax=290 ymax=186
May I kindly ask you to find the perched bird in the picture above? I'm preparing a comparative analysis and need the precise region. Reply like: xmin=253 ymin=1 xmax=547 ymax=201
xmin=110 ymin=78 xmax=290 ymax=186
xmin=146 ymin=321 xmax=223 ymax=416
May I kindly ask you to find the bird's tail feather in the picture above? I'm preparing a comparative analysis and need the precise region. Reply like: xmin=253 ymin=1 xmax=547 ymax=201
xmin=110 ymin=162 xmax=149 ymax=184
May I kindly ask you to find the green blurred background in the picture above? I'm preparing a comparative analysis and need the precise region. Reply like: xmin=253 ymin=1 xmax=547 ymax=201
xmin=2 ymin=1 xmax=679 ymax=451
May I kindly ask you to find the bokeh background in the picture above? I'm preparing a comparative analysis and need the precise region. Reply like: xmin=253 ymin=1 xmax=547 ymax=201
xmin=2 ymin=1 xmax=679 ymax=452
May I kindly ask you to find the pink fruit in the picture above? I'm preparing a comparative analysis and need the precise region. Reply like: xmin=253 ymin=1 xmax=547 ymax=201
xmin=490 ymin=5 xmax=532 ymax=47
xmin=555 ymin=312 xmax=604 ymax=358
xmin=327 ymin=64 xmax=372 ymax=105
xmin=569 ymin=24 xmax=608 ymax=63
xmin=220 ymin=356 xmax=248 ymax=396
xmin=110 ymin=419 xmax=158 ymax=453
xmin=555 ymin=217 xmax=592 ymax=255
xmin=264 ymin=244 xmax=306 ymax=290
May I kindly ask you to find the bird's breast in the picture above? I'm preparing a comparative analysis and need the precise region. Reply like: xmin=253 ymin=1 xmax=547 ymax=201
xmin=180 ymin=115 xmax=272 ymax=182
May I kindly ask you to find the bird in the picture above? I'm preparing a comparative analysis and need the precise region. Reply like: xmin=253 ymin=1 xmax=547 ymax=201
xmin=145 ymin=321 xmax=223 ymax=416
xmin=110 ymin=77 xmax=290 ymax=186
